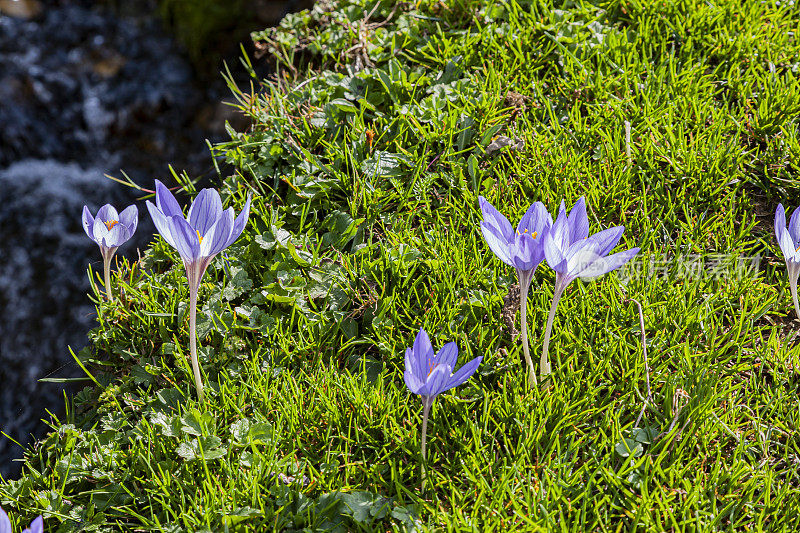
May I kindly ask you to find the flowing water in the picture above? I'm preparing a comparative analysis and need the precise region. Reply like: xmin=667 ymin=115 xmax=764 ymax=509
xmin=0 ymin=0 xmax=279 ymax=477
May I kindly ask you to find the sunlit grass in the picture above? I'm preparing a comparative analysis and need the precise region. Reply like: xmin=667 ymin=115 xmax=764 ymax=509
xmin=2 ymin=0 xmax=800 ymax=530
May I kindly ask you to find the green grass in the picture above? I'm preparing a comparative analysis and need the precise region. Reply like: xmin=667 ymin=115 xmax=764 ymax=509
xmin=3 ymin=0 xmax=800 ymax=530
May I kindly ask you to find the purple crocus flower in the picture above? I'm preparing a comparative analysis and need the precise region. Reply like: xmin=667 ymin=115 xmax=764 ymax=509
xmin=540 ymin=197 xmax=639 ymax=381
xmin=479 ymin=196 xmax=552 ymax=387
xmin=404 ymin=327 xmax=481 ymax=488
xmin=146 ymin=180 xmax=250 ymax=401
xmin=775 ymin=204 xmax=800 ymax=318
xmin=0 ymin=506 xmax=43 ymax=533
xmin=82 ymin=203 xmax=138 ymax=303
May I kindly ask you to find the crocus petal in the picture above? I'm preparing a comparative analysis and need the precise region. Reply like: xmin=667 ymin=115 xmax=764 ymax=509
xmin=567 ymin=196 xmax=589 ymax=242
xmin=412 ymin=328 xmax=434 ymax=379
xmin=404 ymin=368 xmax=425 ymax=395
xmin=517 ymin=201 xmax=552 ymax=236
xmin=588 ymin=226 xmax=625 ymax=257
xmin=102 ymin=222 xmax=126 ymax=248
xmin=118 ymin=204 xmax=138 ymax=235
xmin=423 ymin=363 xmax=452 ymax=398
xmin=789 ymin=206 xmax=800 ymax=246
xmin=188 ymin=188 xmax=223 ymax=236
xmin=22 ymin=516 xmax=43 ymax=533
xmin=511 ymin=232 xmax=541 ymax=271
xmin=565 ymin=238 xmax=605 ymax=277
xmin=227 ymin=195 xmax=252 ymax=247
xmin=155 ymin=179 xmax=183 ymax=218
xmin=778 ymin=227 xmax=796 ymax=262
xmin=578 ymin=248 xmax=640 ymax=279
xmin=775 ymin=204 xmax=787 ymax=244
xmin=481 ymin=221 xmax=514 ymax=266
xmin=200 ymin=207 xmax=234 ymax=256
xmin=168 ymin=214 xmax=201 ymax=262
xmin=544 ymin=227 xmax=567 ymax=273
xmin=549 ymin=205 xmax=571 ymax=251
xmin=96 ymin=204 xmax=119 ymax=223
xmin=146 ymin=200 xmax=178 ymax=248
xmin=82 ymin=206 xmax=95 ymax=240
xmin=478 ymin=196 xmax=514 ymax=242
xmin=1 ymin=506 xmax=11 ymax=533
xmin=92 ymin=216 xmax=110 ymax=245
xmin=442 ymin=355 xmax=482 ymax=392
xmin=405 ymin=347 xmax=415 ymax=374
xmin=435 ymin=341 xmax=459 ymax=369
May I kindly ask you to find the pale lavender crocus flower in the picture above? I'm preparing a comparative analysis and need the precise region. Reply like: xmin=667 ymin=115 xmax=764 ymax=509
xmin=404 ymin=327 xmax=481 ymax=489
xmin=775 ymin=204 xmax=800 ymax=318
xmin=479 ymin=196 xmax=552 ymax=387
xmin=82 ymin=203 xmax=138 ymax=303
xmin=146 ymin=180 xmax=250 ymax=401
xmin=541 ymin=197 xmax=639 ymax=381
xmin=0 ymin=506 xmax=43 ymax=533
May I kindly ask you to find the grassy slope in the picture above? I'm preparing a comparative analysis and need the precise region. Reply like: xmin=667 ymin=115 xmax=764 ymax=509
xmin=3 ymin=0 xmax=800 ymax=530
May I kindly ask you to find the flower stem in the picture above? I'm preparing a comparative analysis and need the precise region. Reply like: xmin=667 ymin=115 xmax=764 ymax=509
xmin=541 ymin=279 xmax=566 ymax=384
xmin=189 ymin=286 xmax=205 ymax=402
xmin=791 ymin=274 xmax=800 ymax=320
xmin=103 ymin=254 xmax=114 ymax=303
xmin=420 ymin=400 xmax=431 ymax=494
xmin=517 ymin=270 xmax=536 ymax=388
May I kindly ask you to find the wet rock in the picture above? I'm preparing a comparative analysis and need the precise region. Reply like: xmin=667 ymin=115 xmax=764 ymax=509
xmin=0 ymin=3 xmax=201 ymax=168
xmin=0 ymin=0 xmax=43 ymax=19
xmin=0 ymin=0 xmax=300 ymax=481
xmin=0 ymin=160 xmax=151 ymax=478
xmin=0 ymin=1 xmax=203 ymax=479
xmin=196 ymin=100 xmax=252 ymax=136
xmin=90 ymin=48 xmax=127 ymax=78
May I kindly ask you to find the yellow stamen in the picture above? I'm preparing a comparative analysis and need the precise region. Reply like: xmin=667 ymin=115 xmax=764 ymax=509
xmin=103 ymin=220 xmax=119 ymax=231
xmin=197 ymin=230 xmax=203 ymax=244
xmin=516 ymin=229 xmax=538 ymax=239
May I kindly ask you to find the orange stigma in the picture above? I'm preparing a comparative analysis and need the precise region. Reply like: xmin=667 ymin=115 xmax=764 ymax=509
xmin=427 ymin=359 xmax=436 ymax=377
xmin=103 ymin=220 xmax=119 ymax=231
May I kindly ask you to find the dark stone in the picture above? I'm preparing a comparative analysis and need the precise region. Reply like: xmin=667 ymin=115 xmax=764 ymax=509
xmin=0 ymin=1 xmax=201 ymax=478
xmin=0 ymin=160 xmax=152 ymax=478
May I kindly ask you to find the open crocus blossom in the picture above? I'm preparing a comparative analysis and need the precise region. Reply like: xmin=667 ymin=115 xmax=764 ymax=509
xmin=0 ymin=506 xmax=43 ymax=533
xmin=479 ymin=196 xmax=552 ymax=387
xmin=82 ymin=203 xmax=138 ymax=303
xmin=775 ymin=204 xmax=800 ymax=318
xmin=404 ymin=327 xmax=482 ymax=488
xmin=146 ymin=180 xmax=250 ymax=401
xmin=541 ymin=197 xmax=639 ymax=381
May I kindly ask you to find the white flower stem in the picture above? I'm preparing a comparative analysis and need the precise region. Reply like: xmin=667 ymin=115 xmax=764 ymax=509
xmin=624 ymin=120 xmax=632 ymax=168
xmin=517 ymin=270 xmax=537 ymax=388
xmin=103 ymin=254 xmax=114 ymax=303
xmin=420 ymin=400 xmax=431 ymax=494
xmin=791 ymin=274 xmax=800 ymax=320
xmin=541 ymin=278 xmax=566 ymax=384
xmin=189 ymin=285 xmax=205 ymax=402
xmin=629 ymin=297 xmax=651 ymax=428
